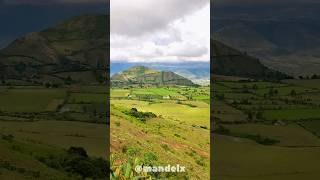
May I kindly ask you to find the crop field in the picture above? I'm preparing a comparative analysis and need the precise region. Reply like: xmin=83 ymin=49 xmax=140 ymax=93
xmin=213 ymin=78 xmax=320 ymax=179
xmin=0 ymin=120 xmax=107 ymax=158
xmin=110 ymin=86 xmax=210 ymax=179
xmin=0 ymin=85 xmax=108 ymax=158
xmin=0 ymin=88 xmax=66 ymax=112
xmin=0 ymin=84 xmax=108 ymax=179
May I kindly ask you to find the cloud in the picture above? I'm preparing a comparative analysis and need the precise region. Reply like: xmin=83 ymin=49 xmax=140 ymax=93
xmin=212 ymin=0 xmax=320 ymax=5
xmin=111 ymin=0 xmax=208 ymax=36
xmin=111 ymin=0 xmax=210 ymax=63
xmin=0 ymin=0 xmax=107 ymax=5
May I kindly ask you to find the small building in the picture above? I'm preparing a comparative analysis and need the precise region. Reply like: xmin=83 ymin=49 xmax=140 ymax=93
xmin=163 ymin=95 xmax=171 ymax=100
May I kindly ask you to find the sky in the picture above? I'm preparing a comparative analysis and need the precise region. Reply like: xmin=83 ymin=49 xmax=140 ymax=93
xmin=213 ymin=0 xmax=320 ymax=5
xmin=0 ymin=0 xmax=108 ymax=48
xmin=110 ymin=0 xmax=210 ymax=63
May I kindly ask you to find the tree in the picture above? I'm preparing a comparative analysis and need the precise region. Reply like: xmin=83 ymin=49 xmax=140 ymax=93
xmin=247 ymin=111 xmax=253 ymax=121
xmin=67 ymin=147 xmax=88 ymax=157
xmin=256 ymin=111 xmax=263 ymax=120
xmin=65 ymin=76 xmax=72 ymax=85
xmin=290 ymin=89 xmax=297 ymax=97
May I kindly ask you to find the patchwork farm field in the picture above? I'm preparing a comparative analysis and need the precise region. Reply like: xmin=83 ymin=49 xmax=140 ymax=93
xmin=213 ymin=78 xmax=320 ymax=179
xmin=0 ymin=85 xmax=108 ymax=178
xmin=110 ymin=86 xmax=210 ymax=179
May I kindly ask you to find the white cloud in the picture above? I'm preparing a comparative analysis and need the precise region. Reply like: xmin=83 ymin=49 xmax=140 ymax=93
xmin=111 ymin=0 xmax=210 ymax=63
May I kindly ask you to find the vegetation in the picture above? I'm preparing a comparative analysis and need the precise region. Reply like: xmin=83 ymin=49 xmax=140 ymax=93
xmin=213 ymin=77 xmax=320 ymax=179
xmin=110 ymin=69 xmax=210 ymax=179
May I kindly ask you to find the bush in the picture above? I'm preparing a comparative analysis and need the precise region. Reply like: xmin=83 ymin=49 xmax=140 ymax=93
xmin=67 ymin=147 xmax=88 ymax=157
xmin=126 ymin=147 xmax=140 ymax=156
xmin=2 ymin=134 xmax=14 ymax=142
xmin=37 ymin=147 xmax=108 ymax=179
xmin=124 ymin=108 xmax=157 ymax=121
xmin=143 ymin=152 xmax=158 ymax=164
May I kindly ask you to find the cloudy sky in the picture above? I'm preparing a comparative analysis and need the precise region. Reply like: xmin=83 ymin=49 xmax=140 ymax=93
xmin=213 ymin=0 xmax=320 ymax=5
xmin=111 ymin=0 xmax=210 ymax=63
xmin=0 ymin=0 xmax=107 ymax=48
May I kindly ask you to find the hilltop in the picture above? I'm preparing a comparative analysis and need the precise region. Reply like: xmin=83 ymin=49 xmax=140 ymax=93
xmin=111 ymin=66 xmax=196 ymax=87
xmin=0 ymin=14 xmax=108 ymax=86
xmin=211 ymin=40 xmax=290 ymax=80
xmin=212 ymin=4 xmax=320 ymax=76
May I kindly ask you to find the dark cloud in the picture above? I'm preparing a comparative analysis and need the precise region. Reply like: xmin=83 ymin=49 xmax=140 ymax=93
xmin=0 ymin=1 xmax=108 ymax=48
xmin=0 ymin=0 xmax=107 ymax=5
xmin=212 ymin=0 xmax=320 ymax=5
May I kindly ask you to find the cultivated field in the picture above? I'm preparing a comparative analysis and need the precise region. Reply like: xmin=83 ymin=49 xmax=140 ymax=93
xmin=110 ymin=86 xmax=210 ymax=179
xmin=213 ymin=78 xmax=320 ymax=179
xmin=0 ymin=85 xmax=108 ymax=179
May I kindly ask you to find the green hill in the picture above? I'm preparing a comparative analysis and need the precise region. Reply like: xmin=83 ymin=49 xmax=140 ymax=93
xmin=111 ymin=66 xmax=196 ymax=87
xmin=211 ymin=40 xmax=290 ymax=80
xmin=0 ymin=14 xmax=108 ymax=86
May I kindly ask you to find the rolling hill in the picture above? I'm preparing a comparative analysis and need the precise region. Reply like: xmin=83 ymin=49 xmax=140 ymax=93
xmin=211 ymin=40 xmax=290 ymax=80
xmin=212 ymin=3 xmax=320 ymax=76
xmin=0 ymin=14 xmax=108 ymax=85
xmin=111 ymin=66 xmax=196 ymax=87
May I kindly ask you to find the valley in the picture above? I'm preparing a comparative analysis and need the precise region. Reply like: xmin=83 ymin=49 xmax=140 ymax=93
xmin=110 ymin=66 xmax=210 ymax=179
xmin=0 ymin=85 xmax=108 ymax=179
xmin=212 ymin=77 xmax=320 ymax=180
xmin=0 ymin=14 xmax=109 ymax=179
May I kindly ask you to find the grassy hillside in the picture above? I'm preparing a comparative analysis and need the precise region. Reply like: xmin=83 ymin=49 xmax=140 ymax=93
xmin=111 ymin=66 xmax=196 ymax=87
xmin=211 ymin=40 xmax=290 ymax=80
xmin=0 ymin=14 xmax=109 ymax=179
xmin=212 ymin=5 xmax=320 ymax=76
xmin=0 ymin=14 xmax=108 ymax=85
xmin=110 ymin=85 xmax=210 ymax=179
xmin=0 ymin=132 xmax=107 ymax=179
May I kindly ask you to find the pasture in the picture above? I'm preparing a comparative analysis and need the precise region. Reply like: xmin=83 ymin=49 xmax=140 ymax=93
xmin=0 ymin=85 xmax=108 ymax=158
xmin=213 ymin=78 xmax=320 ymax=179
xmin=110 ymin=86 xmax=210 ymax=179
xmin=0 ymin=88 xmax=66 ymax=112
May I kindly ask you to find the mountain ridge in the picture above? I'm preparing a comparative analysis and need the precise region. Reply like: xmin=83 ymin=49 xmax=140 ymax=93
xmin=211 ymin=40 xmax=291 ymax=80
xmin=111 ymin=66 xmax=197 ymax=87
xmin=0 ymin=14 xmax=108 ymax=85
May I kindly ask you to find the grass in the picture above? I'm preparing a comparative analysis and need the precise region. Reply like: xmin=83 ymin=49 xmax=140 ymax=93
xmin=110 ymin=86 xmax=210 ymax=179
xmin=300 ymin=121 xmax=320 ymax=137
xmin=213 ymin=78 xmax=320 ymax=180
xmin=0 ymin=120 xmax=108 ymax=158
xmin=225 ymin=124 xmax=320 ymax=146
xmin=0 ymin=134 xmax=77 ymax=179
xmin=112 ymin=99 xmax=210 ymax=127
xmin=0 ymin=88 xmax=66 ymax=112
xmin=263 ymin=109 xmax=320 ymax=121
xmin=213 ymin=134 xmax=320 ymax=180
xmin=110 ymin=89 xmax=130 ymax=98
xmin=69 ymin=93 xmax=107 ymax=103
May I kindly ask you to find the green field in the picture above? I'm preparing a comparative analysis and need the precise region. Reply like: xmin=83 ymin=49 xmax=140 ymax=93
xmin=213 ymin=78 xmax=320 ymax=179
xmin=110 ymin=86 xmax=210 ymax=179
xmin=0 ymin=88 xmax=66 ymax=112
xmin=0 ymin=85 xmax=108 ymax=179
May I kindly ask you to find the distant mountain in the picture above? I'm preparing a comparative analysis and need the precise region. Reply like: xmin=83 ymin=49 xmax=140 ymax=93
xmin=0 ymin=14 xmax=108 ymax=85
xmin=212 ymin=4 xmax=320 ymax=76
xmin=111 ymin=62 xmax=210 ymax=85
xmin=111 ymin=66 xmax=196 ymax=87
xmin=212 ymin=40 xmax=290 ymax=80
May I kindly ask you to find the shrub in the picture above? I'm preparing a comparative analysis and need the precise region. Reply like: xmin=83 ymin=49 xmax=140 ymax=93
xmin=124 ymin=108 xmax=157 ymax=122
xmin=143 ymin=152 xmax=158 ymax=164
xmin=67 ymin=147 xmax=88 ymax=158
xmin=2 ymin=134 xmax=14 ymax=142
xmin=125 ymin=147 xmax=140 ymax=156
